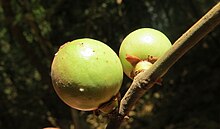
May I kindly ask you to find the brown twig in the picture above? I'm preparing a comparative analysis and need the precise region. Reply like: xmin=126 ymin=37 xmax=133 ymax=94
xmin=106 ymin=2 xmax=220 ymax=129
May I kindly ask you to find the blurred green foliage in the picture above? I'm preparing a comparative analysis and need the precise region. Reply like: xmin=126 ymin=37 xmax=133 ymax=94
xmin=0 ymin=0 xmax=219 ymax=129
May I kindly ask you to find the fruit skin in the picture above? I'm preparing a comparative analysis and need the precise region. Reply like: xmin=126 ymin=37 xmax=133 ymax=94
xmin=51 ymin=38 xmax=123 ymax=111
xmin=119 ymin=28 xmax=172 ymax=78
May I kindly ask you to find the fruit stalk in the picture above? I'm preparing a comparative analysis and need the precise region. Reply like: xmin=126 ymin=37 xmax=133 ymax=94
xmin=106 ymin=2 xmax=220 ymax=129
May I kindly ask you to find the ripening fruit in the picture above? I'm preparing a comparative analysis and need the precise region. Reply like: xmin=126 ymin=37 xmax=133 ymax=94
xmin=119 ymin=28 xmax=172 ymax=78
xmin=51 ymin=38 xmax=123 ymax=111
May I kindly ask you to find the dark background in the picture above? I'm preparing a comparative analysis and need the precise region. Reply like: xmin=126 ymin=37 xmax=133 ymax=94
xmin=0 ymin=0 xmax=220 ymax=129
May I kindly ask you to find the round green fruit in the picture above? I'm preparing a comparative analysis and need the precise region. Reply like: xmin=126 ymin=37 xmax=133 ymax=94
xmin=119 ymin=28 xmax=172 ymax=78
xmin=51 ymin=38 xmax=123 ymax=111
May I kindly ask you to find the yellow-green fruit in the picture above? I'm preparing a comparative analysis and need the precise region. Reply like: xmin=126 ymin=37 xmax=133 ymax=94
xmin=119 ymin=28 xmax=172 ymax=78
xmin=51 ymin=38 xmax=123 ymax=111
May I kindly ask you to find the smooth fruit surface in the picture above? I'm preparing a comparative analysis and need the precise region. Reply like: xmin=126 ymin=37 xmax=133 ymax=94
xmin=51 ymin=38 xmax=123 ymax=111
xmin=119 ymin=28 xmax=172 ymax=78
